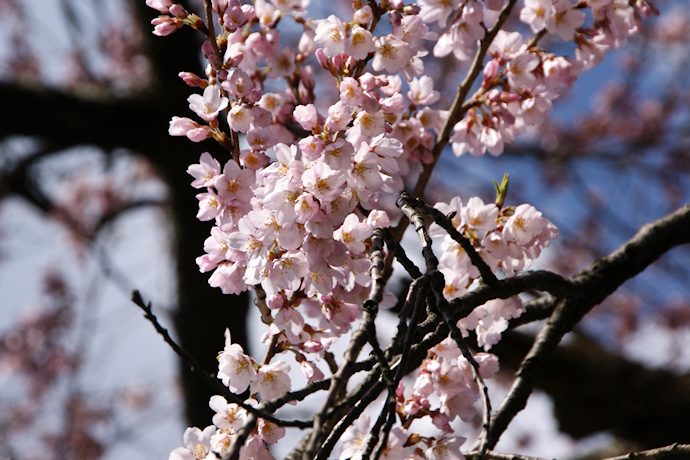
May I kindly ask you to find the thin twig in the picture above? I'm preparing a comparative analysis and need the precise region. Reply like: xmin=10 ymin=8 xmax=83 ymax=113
xmin=429 ymin=271 xmax=492 ymax=456
xmin=388 ymin=0 xmax=520 ymax=246
xmin=202 ymin=0 xmax=223 ymax=69
xmin=399 ymin=192 xmax=499 ymax=285
xmin=130 ymin=290 xmax=310 ymax=428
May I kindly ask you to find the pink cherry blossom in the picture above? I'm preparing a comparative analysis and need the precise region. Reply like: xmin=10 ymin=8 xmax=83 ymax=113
xmin=345 ymin=26 xmax=376 ymax=60
xmin=372 ymin=35 xmax=413 ymax=74
xmin=408 ymin=75 xmax=440 ymax=106
xmin=314 ymin=15 xmax=346 ymax=57
xmin=507 ymin=51 xmax=540 ymax=89
xmin=250 ymin=360 xmax=291 ymax=400
xmin=188 ymin=85 xmax=229 ymax=122
xmin=301 ymin=161 xmax=346 ymax=203
xmin=222 ymin=68 xmax=253 ymax=98
xmin=169 ymin=425 xmax=216 ymax=460
xmin=353 ymin=110 xmax=385 ymax=138
xmin=425 ymin=435 xmax=466 ymax=460
xmin=488 ymin=30 xmax=526 ymax=60
xmin=520 ymin=0 xmax=552 ymax=33
xmin=418 ymin=0 xmax=461 ymax=27
xmin=215 ymin=160 xmax=256 ymax=203
xmin=258 ymin=417 xmax=286 ymax=444
xmin=195 ymin=190 xmax=223 ymax=221
xmin=187 ymin=152 xmax=221 ymax=189
xmin=227 ymin=104 xmax=254 ymax=133
xmin=293 ymin=104 xmax=319 ymax=131
xmin=209 ymin=395 xmax=246 ymax=431
xmin=217 ymin=329 xmax=257 ymax=393
xmin=325 ymin=101 xmax=352 ymax=132
xmin=339 ymin=77 xmax=363 ymax=106
xmin=547 ymin=0 xmax=586 ymax=41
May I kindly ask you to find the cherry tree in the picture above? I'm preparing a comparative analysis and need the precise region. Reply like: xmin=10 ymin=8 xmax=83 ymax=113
xmin=2 ymin=0 xmax=690 ymax=459
xmin=136 ymin=0 xmax=690 ymax=459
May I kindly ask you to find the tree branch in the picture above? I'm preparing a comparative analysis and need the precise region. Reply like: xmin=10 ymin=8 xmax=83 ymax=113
xmin=487 ymin=204 xmax=690 ymax=449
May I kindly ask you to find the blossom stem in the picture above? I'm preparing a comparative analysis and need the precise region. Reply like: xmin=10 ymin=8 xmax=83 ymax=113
xmin=202 ymin=0 xmax=223 ymax=70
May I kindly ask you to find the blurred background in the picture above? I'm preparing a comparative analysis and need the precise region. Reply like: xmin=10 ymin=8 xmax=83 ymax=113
xmin=1 ymin=0 xmax=689 ymax=458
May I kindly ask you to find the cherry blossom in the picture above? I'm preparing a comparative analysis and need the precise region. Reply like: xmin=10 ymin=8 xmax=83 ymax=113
xmin=314 ymin=15 xmax=346 ymax=57
xmin=372 ymin=35 xmax=413 ymax=74
xmin=217 ymin=330 xmax=257 ymax=393
xmin=147 ymin=0 xmax=658 ymax=456
xmin=188 ymin=152 xmax=221 ymax=189
xmin=345 ymin=26 xmax=376 ymax=60
xmin=547 ymin=0 xmax=586 ymax=41
xmin=169 ymin=425 xmax=216 ymax=460
xmin=250 ymin=360 xmax=291 ymax=400
xmin=188 ymin=85 xmax=229 ymax=122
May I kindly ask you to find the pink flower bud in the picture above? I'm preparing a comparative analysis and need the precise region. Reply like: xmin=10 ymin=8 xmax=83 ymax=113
xmin=246 ymin=89 xmax=262 ymax=104
xmin=268 ymin=294 xmax=284 ymax=310
xmin=388 ymin=11 xmax=402 ymax=27
xmin=252 ymin=107 xmax=272 ymax=128
xmin=345 ymin=55 xmax=358 ymax=71
xmin=299 ymin=66 xmax=315 ymax=91
xmin=202 ymin=41 xmax=215 ymax=59
xmin=374 ymin=75 xmax=389 ymax=87
xmin=169 ymin=116 xmax=198 ymax=136
xmin=294 ymin=104 xmax=319 ymax=131
xmin=486 ymin=88 xmax=501 ymax=102
xmin=331 ymin=53 xmax=344 ymax=71
xmin=319 ymin=294 xmax=333 ymax=305
xmin=315 ymin=49 xmax=331 ymax=71
xmin=483 ymin=60 xmax=500 ymax=84
xmin=212 ymin=0 xmax=228 ymax=14
xmin=362 ymin=92 xmax=381 ymax=113
xmin=151 ymin=18 xmax=180 ymax=36
xmin=146 ymin=0 xmax=172 ymax=13
xmin=169 ymin=4 xmax=188 ymax=18
xmin=187 ymin=127 xmax=213 ymax=142
xmin=227 ymin=52 xmax=245 ymax=67
xmin=403 ymin=4 xmax=421 ymax=14
xmin=301 ymin=340 xmax=323 ymax=353
xmin=178 ymin=72 xmax=206 ymax=87
xmin=359 ymin=73 xmax=377 ymax=91
xmin=499 ymin=91 xmax=522 ymax=103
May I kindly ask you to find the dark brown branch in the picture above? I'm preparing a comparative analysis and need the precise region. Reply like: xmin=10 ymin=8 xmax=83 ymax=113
xmin=603 ymin=443 xmax=690 ymax=459
xmin=486 ymin=204 xmax=690 ymax=449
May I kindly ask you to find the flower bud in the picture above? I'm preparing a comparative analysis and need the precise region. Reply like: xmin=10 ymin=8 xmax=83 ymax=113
xmin=301 ymin=340 xmax=323 ymax=353
xmin=146 ymin=0 xmax=172 ymax=13
xmin=169 ymin=4 xmax=188 ymax=18
xmin=483 ymin=60 xmax=500 ymax=84
xmin=178 ymin=71 xmax=206 ymax=88
xmin=315 ymin=48 xmax=331 ymax=72
xmin=226 ymin=51 xmax=245 ymax=67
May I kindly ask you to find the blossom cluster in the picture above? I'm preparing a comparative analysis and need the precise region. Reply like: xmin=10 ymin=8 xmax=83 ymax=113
xmin=170 ymin=393 xmax=286 ymax=459
xmin=432 ymin=196 xmax=558 ymax=349
xmin=145 ymin=0 xmax=656 ymax=458
xmin=447 ymin=0 xmax=658 ymax=157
